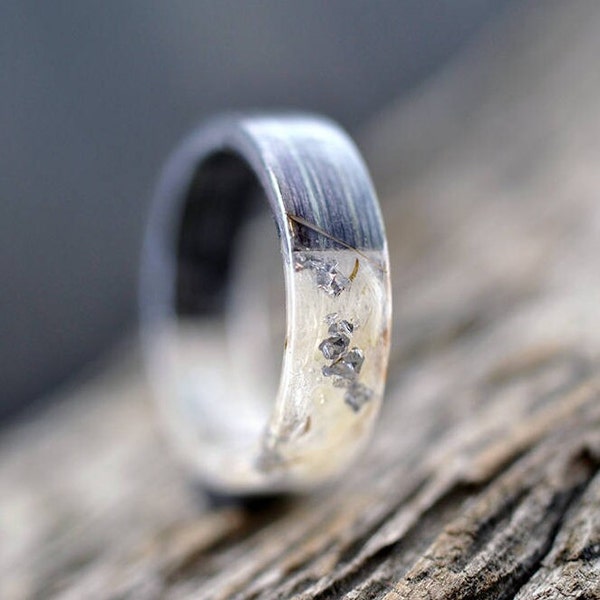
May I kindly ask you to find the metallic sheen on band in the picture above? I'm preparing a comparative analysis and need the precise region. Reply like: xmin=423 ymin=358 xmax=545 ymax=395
xmin=141 ymin=113 xmax=392 ymax=493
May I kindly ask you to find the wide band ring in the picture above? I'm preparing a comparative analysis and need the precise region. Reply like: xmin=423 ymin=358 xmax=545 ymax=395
xmin=141 ymin=113 xmax=391 ymax=493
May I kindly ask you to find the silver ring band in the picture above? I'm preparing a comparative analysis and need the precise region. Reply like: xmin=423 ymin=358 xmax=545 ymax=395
xmin=141 ymin=113 xmax=391 ymax=493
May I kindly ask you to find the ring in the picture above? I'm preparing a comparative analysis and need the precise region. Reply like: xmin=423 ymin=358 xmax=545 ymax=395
xmin=141 ymin=113 xmax=392 ymax=493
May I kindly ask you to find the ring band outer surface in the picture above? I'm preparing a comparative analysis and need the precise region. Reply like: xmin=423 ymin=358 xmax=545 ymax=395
xmin=141 ymin=113 xmax=392 ymax=494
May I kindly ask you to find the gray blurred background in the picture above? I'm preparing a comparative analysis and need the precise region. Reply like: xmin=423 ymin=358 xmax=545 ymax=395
xmin=0 ymin=1 xmax=513 ymax=419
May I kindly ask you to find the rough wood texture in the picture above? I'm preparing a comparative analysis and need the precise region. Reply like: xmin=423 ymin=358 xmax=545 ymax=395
xmin=3 ymin=3 xmax=600 ymax=598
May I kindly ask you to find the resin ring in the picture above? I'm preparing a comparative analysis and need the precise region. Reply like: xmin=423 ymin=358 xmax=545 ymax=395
xmin=141 ymin=113 xmax=391 ymax=493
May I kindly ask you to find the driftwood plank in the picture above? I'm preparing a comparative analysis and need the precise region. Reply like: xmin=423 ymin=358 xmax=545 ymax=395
xmin=3 ymin=2 xmax=600 ymax=598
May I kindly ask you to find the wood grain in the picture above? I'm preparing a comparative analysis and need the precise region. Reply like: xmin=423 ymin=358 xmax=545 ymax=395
xmin=3 ymin=2 xmax=600 ymax=598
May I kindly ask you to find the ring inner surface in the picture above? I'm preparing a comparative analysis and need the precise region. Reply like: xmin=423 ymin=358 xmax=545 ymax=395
xmin=170 ymin=151 xmax=284 ymax=460
xmin=176 ymin=151 xmax=263 ymax=316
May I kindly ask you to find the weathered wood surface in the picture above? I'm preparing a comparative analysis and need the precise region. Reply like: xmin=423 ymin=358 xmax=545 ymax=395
xmin=3 ymin=2 xmax=600 ymax=598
